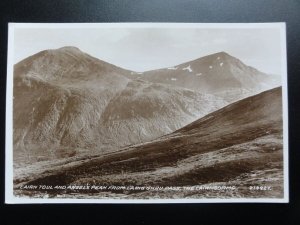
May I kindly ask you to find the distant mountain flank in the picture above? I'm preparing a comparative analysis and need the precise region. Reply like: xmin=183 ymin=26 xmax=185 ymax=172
xmin=136 ymin=52 xmax=281 ymax=102
xmin=14 ymin=46 xmax=134 ymax=83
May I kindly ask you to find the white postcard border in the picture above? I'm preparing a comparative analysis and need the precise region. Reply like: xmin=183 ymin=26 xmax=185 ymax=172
xmin=5 ymin=22 xmax=289 ymax=204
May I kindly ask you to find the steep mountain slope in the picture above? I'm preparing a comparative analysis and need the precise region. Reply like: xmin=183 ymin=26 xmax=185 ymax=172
xmin=16 ymin=87 xmax=284 ymax=199
xmin=13 ymin=47 xmax=227 ymax=165
xmin=13 ymin=47 xmax=132 ymax=164
xmin=14 ymin=46 xmax=134 ymax=82
xmin=98 ymin=79 xmax=225 ymax=148
xmin=138 ymin=52 xmax=281 ymax=102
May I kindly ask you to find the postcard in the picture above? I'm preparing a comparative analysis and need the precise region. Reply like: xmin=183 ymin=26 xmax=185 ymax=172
xmin=5 ymin=23 xmax=288 ymax=203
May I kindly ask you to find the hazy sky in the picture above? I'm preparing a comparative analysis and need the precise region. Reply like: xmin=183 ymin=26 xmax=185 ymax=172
xmin=13 ymin=26 xmax=283 ymax=74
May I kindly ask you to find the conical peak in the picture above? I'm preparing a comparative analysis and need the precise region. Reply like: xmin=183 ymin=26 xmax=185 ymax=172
xmin=206 ymin=51 xmax=234 ymax=60
xmin=58 ymin=46 xmax=81 ymax=52
xmin=53 ymin=46 xmax=85 ymax=56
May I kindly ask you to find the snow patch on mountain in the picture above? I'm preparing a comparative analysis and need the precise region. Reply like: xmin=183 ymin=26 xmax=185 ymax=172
xmin=182 ymin=65 xmax=192 ymax=72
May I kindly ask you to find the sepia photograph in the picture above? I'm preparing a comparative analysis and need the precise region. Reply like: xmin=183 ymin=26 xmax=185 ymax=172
xmin=5 ymin=23 xmax=288 ymax=203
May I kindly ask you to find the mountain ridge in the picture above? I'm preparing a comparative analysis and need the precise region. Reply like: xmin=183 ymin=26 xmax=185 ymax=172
xmin=137 ymin=51 xmax=281 ymax=102
xmin=13 ymin=47 xmax=228 ymax=165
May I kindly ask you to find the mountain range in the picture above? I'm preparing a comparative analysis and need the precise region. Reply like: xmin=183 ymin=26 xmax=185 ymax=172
xmin=13 ymin=46 xmax=281 ymax=167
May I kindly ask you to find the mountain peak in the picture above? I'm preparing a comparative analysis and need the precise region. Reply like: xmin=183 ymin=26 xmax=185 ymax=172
xmin=178 ymin=51 xmax=237 ymax=67
xmin=57 ymin=46 xmax=82 ymax=53
xmin=206 ymin=51 xmax=234 ymax=60
xmin=215 ymin=51 xmax=230 ymax=56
